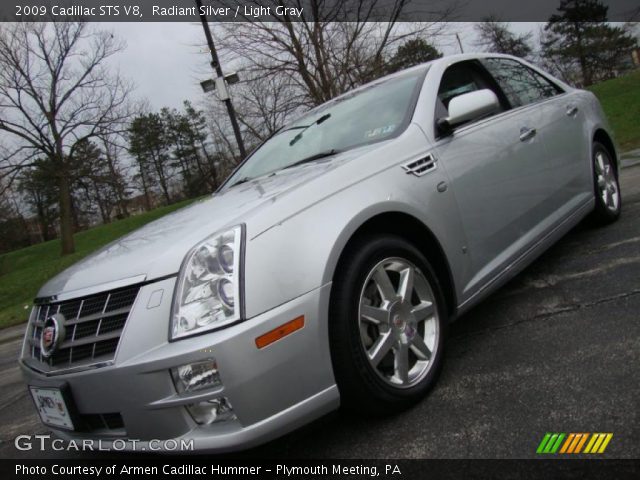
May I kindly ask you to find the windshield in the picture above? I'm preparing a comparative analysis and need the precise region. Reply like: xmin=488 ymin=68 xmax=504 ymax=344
xmin=224 ymin=67 xmax=427 ymax=187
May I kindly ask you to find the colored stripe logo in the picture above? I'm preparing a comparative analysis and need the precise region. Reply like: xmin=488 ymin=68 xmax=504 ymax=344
xmin=537 ymin=433 xmax=613 ymax=454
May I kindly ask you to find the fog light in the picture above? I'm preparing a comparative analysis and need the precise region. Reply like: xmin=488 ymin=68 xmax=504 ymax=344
xmin=187 ymin=397 xmax=236 ymax=425
xmin=170 ymin=359 xmax=221 ymax=394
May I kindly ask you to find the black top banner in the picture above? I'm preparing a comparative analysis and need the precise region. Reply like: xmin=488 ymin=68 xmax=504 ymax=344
xmin=2 ymin=0 xmax=639 ymax=22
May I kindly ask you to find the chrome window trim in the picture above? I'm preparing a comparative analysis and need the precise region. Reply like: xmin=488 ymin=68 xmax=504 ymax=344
xmin=431 ymin=91 xmax=572 ymax=148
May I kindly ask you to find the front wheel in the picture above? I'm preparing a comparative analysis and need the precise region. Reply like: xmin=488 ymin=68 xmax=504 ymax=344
xmin=590 ymin=141 xmax=621 ymax=225
xmin=329 ymin=235 xmax=447 ymax=414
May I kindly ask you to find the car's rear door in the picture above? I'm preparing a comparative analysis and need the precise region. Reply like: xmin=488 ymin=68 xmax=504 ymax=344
xmin=481 ymin=58 xmax=591 ymax=222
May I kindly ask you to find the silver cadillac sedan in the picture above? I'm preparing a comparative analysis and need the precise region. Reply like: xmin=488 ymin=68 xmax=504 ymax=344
xmin=20 ymin=53 xmax=621 ymax=451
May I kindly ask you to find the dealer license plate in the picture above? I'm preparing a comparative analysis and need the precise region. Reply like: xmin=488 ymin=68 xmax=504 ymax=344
xmin=29 ymin=387 xmax=75 ymax=430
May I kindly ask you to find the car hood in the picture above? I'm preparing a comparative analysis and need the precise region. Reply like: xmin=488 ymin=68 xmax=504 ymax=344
xmin=38 ymin=146 xmax=376 ymax=298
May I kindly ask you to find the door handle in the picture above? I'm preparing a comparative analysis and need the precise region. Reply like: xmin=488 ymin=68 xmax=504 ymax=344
xmin=519 ymin=127 xmax=537 ymax=142
xmin=566 ymin=105 xmax=579 ymax=116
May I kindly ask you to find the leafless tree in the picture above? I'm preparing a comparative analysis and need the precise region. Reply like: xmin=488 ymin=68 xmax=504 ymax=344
xmin=204 ymin=100 xmax=245 ymax=180
xmin=474 ymin=17 xmax=533 ymax=58
xmin=233 ymin=73 xmax=306 ymax=140
xmin=196 ymin=1 xmax=456 ymax=172
xmin=216 ymin=1 xmax=454 ymax=106
xmin=0 ymin=21 xmax=134 ymax=254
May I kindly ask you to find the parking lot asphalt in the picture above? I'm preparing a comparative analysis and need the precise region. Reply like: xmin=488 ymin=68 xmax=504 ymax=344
xmin=1 ymin=165 xmax=638 ymax=460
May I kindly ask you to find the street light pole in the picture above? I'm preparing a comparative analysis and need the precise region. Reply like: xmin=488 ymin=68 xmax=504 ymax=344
xmin=195 ymin=0 xmax=247 ymax=159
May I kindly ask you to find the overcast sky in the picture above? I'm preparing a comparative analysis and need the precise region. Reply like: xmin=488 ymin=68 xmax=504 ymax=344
xmin=107 ymin=22 xmax=543 ymax=112
xmin=107 ymin=22 xmax=210 ymax=110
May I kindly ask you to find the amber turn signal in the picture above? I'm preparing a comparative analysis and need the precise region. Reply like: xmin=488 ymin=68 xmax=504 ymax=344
xmin=255 ymin=316 xmax=305 ymax=349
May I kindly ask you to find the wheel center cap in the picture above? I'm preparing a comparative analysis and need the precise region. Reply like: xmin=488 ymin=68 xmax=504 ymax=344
xmin=392 ymin=313 xmax=405 ymax=329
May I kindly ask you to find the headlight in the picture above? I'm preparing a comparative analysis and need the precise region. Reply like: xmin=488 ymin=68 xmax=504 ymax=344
xmin=171 ymin=226 xmax=243 ymax=340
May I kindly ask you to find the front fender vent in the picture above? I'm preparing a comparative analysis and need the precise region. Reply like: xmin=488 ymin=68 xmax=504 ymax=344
xmin=402 ymin=153 xmax=437 ymax=177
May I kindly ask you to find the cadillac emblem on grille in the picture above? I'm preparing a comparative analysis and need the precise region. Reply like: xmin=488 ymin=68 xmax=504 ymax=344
xmin=40 ymin=313 xmax=65 ymax=358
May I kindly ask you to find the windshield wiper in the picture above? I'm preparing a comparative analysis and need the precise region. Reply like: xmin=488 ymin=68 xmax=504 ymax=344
xmin=227 ymin=137 xmax=340 ymax=187
xmin=283 ymin=149 xmax=342 ymax=170
xmin=289 ymin=113 xmax=332 ymax=147
xmin=228 ymin=176 xmax=251 ymax=188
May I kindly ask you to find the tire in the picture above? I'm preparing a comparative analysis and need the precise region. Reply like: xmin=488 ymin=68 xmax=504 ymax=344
xmin=590 ymin=141 xmax=621 ymax=225
xmin=329 ymin=234 xmax=447 ymax=415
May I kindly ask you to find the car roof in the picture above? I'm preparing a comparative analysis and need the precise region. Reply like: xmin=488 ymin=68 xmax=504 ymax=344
xmin=328 ymin=53 xmax=524 ymax=103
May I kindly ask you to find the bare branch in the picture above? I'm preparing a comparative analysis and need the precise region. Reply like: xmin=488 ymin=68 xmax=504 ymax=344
xmin=0 ymin=21 xmax=135 ymax=254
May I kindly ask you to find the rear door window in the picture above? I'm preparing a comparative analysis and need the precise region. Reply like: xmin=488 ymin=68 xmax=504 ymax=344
xmin=482 ymin=58 xmax=563 ymax=108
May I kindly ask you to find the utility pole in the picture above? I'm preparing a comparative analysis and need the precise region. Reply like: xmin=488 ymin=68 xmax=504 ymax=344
xmin=195 ymin=0 xmax=246 ymax=159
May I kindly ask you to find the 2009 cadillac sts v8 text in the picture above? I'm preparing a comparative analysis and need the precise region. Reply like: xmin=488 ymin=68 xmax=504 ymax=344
xmin=20 ymin=54 xmax=621 ymax=451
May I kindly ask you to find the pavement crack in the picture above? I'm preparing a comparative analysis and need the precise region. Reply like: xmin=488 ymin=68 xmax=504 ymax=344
xmin=497 ymin=255 xmax=640 ymax=299
xmin=535 ymin=255 xmax=640 ymax=287
xmin=0 ymin=387 xmax=27 ymax=411
xmin=452 ymin=289 xmax=640 ymax=341
xmin=579 ymin=235 xmax=640 ymax=255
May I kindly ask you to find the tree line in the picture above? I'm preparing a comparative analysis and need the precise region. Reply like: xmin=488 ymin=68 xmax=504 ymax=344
xmin=474 ymin=0 xmax=637 ymax=86
xmin=5 ymin=101 xmax=220 ymax=248
xmin=0 ymin=0 xmax=637 ymax=255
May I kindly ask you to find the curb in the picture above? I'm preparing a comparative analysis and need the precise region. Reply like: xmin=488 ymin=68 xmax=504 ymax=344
xmin=621 ymin=147 xmax=640 ymax=169
xmin=621 ymin=158 xmax=640 ymax=169
xmin=0 ymin=325 xmax=26 ymax=345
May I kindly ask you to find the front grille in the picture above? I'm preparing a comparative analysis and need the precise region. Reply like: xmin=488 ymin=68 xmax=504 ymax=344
xmin=26 ymin=284 xmax=141 ymax=373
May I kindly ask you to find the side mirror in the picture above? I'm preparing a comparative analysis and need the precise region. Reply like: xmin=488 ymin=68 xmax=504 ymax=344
xmin=437 ymin=89 xmax=500 ymax=135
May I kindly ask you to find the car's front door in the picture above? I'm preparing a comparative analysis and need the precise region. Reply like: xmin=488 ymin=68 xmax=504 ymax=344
xmin=432 ymin=60 xmax=555 ymax=301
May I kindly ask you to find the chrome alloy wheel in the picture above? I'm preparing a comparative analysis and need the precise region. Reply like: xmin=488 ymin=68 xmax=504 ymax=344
xmin=358 ymin=257 xmax=439 ymax=388
xmin=595 ymin=150 xmax=620 ymax=213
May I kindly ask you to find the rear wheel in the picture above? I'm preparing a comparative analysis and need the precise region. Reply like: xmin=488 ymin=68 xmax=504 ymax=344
xmin=590 ymin=141 xmax=621 ymax=225
xmin=329 ymin=235 xmax=446 ymax=414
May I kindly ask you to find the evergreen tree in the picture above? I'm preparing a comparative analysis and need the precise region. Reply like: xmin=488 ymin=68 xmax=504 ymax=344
xmin=182 ymin=101 xmax=219 ymax=192
xmin=18 ymin=159 xmax=59 ymax=241
xmin=542 ymin=0 xmax=637 ymax=86
xmin=128 ymin=113 xmax=174 ymax=205
xmin=386 ymin=38 xmax=442 ymax=74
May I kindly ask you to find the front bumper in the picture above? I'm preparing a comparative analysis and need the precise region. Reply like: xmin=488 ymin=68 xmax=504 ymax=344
xmin=20 ymin=277 xmax=338 ymax=452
